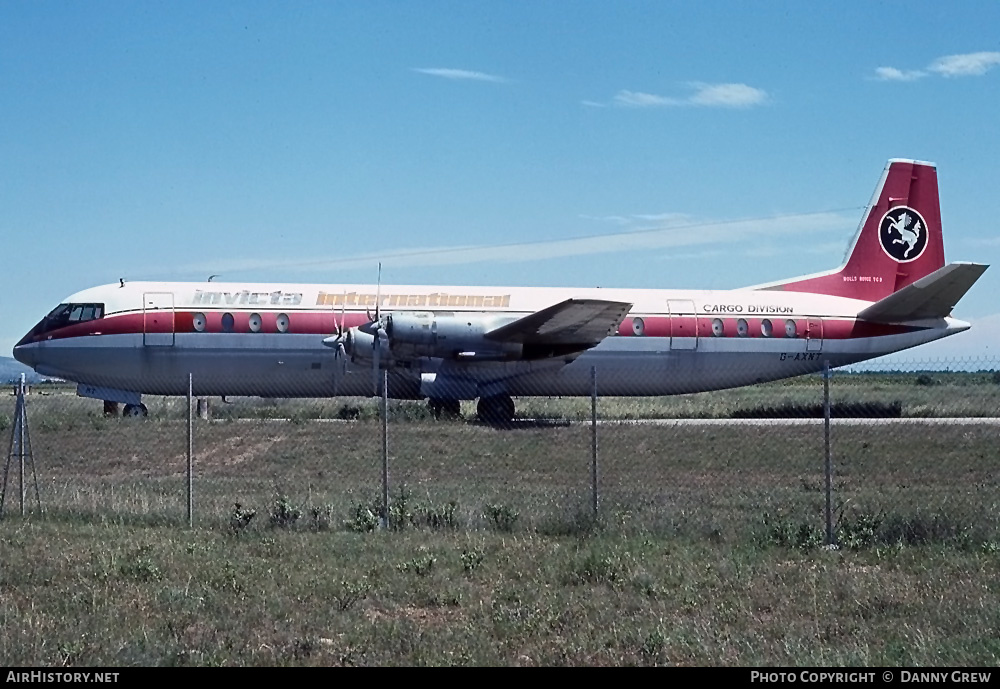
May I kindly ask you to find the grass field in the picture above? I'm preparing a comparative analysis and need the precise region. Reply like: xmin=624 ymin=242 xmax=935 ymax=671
xmin=1 ymin=372 xmax=999 ymax=665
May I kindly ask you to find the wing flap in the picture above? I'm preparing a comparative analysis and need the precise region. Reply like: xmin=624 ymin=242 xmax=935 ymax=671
xmin=857 ymin=262 xmax=988 ymax=323
xmin=486 ymin=298 xmax=633 ymax=346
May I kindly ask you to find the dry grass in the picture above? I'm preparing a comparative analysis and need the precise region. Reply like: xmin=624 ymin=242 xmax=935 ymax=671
xmin=2 ymin=374 xmax=999 ymax=665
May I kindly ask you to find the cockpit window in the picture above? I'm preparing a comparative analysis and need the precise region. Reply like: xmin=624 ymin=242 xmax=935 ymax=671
xmin=43 ymin=303 xmax=105 ymax=329
xmin=17 ymin=302 xmax=106 ymax=345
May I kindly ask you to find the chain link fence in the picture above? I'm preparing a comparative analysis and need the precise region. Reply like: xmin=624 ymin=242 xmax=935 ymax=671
xmin=4 ymin=357 xmax=1000 ymax=549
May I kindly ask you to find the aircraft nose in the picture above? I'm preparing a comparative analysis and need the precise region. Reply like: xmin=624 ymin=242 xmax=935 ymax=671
xmin=13 ymin=342 xmax=36 ymax=368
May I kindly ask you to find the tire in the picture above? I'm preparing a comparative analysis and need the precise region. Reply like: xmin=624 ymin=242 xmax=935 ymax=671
xmin=122 ymin=403 xmax=148 ymax=418
xmin=477 ymin=395 xmax=515 ymax=427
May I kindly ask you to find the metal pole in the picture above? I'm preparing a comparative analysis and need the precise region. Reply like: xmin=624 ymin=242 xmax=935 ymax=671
xmin=591 ymin=366 xmax=599 ymax=516
xmin=823 ymin=360 xmax=834 ymax=546
xmin=381 ymin=369 xmax=389 ymax=528
xmin=19 ymin=374 xmax=25 ymax=517
xmin=187 ymin=373 xmax=193 ymax=528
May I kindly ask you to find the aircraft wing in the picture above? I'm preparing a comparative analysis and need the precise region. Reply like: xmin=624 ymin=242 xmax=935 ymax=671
xmin=485 ymin=298 xmax=633 ymax=347
xmin=857 ymin=262 xmax=988 ymax=323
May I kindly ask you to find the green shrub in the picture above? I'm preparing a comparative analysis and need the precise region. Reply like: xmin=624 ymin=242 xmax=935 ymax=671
xmin=229 ymin=502 xmax=257 ymax=534
xmin=344 ymin=503 xmax=380 ymax=532
xmin=424 ymin=501 xmax=460 ymax=530
xmin=485 ymin=503 xmax=520 ymax=532
xmin=269 ymin=496 xmax=302 ymax=528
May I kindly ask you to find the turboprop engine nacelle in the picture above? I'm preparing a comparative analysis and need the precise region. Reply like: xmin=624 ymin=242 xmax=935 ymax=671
xmin=343 ymin=327 xmax=390 ymax=364
xmin=385 ymin=312 xmax=523 ymax=361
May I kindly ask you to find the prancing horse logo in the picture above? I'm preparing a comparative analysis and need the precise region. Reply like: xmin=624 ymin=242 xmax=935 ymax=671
xmin=879 ymin=206 xmax=928 ymax=262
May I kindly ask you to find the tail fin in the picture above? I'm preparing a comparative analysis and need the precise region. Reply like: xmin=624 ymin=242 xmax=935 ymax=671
xmin=758 ymin=159 xmax=945 ymax=302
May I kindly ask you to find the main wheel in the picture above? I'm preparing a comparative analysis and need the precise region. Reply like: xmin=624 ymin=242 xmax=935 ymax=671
xmin=122 ymin=403 xmax=149 ymax=418
xmin=477 ymin=395 xmax=515 ymax=427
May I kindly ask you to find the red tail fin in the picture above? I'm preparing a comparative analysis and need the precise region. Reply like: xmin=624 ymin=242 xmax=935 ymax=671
xmin=759 ymin=159 xmax=945 ymax=302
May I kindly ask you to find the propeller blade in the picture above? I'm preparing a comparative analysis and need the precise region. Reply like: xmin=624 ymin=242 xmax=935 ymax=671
xmin=374 ymin=262 xmax=382 ymax=323
xmin=337 ymin=290 xmax=346 ymax=337
xmin=332 ymin=342 xmax=346 ymax=396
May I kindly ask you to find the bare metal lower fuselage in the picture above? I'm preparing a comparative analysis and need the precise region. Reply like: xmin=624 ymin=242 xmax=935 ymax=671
xmin=17 ymin=320 xmax=966 ymax=400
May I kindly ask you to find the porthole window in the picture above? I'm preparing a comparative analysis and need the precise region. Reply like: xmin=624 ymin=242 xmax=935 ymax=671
xmin=761 ymin=319 xmax=773 ymax=337
xmin=192 ymin=313 xmax=206 ymax=332
xmin=249 ymin=313 xmax=262 ymax=333
xmin=737 ymin=318 xmax=749 ymax=337
xmin=712 ymin=318 xmax=724 ymax=337
xmin=632 ymin=317 xmax=645 ymax=336
xmin=221 ymin=312 xmax=235 ymax=333
xmin=785 ymin=319 xmax=797 ymax=338
xmin=276 ymin=313 xmax=290 ymax=333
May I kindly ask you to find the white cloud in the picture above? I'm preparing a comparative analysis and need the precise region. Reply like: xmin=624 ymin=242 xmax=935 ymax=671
xmin=612 ymin=90 xmax=679 ymax=107
xmin=632 ymin=212 xmax=691 ymax=223
xmin=687 ymin=82 xmax=768 ymax=108
xmin=412 ymin=68 xmax=507 ymax=83
xmin=928 ymin=51 xmax=1000 ymax=77
xmin=874 ymin=66 xmax=927 ymax=82
xmin=169 ymin=211 xmax=853 ymax=277
xmin=598 ymin=83 xmax=768 ymax=109
xmin=580 ymin=212 xmax=691 ymax=226
xmin=875 ymin=51 xmax=1000 ymax=82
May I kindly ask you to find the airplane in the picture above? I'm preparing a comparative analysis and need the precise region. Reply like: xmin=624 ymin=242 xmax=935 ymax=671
xmin=12 ymin=159 xmax=988 ymax=424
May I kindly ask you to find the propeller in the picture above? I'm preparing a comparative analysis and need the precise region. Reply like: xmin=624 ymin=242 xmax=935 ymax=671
xmin=321 ymin=264 xmax=389 ymax=397
xmin=322 ymin=292 xmax=348 ymax=395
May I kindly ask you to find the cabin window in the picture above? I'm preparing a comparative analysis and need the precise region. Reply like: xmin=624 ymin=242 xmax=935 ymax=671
xmin=737 ymin=318 xmax=748 ymax=337
xmin=761 ymin=319 xmax=773 ymax=337
xmin=221 ymin=313 xmax=235 ymax=333
xmin=276 ymin=313 xmax=290 ymax=333
xmin=632 ymin=317 xmax=645 ymax=336
xmin=785 ymin=319 xmax=797 ymax=338
xmin=249 ymin=313 xmax=262 ymax=333
xmin=192 ymin=313 xmax=206 ymax=332
xmin=711 ymin=318 xmax=724 ymax=337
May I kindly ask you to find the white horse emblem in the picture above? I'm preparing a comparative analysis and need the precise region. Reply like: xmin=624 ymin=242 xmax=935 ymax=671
xmin=880 ymin=207 xmax=928 ymax=262
xmin=886 ymin=212 xmax=922 ymax=258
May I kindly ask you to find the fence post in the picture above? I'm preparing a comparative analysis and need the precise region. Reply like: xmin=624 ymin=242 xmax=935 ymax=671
xmin=381 ymin=369 xmax=389 ymax=529
xmin=591 ymin=366 xmax=599 ymax=516
xmin=18 ymin=374 xmax=25 ymax=516
xmin=187 ymin=373 xmax=193 ymax=528
xmin=823 ymin=360 xmax=835 ymax=546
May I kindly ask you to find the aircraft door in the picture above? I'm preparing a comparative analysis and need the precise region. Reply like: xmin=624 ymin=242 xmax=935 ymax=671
xmin=143 ymin=292 xmax=175 ymax=346
xmin=805 ymin=318 xmax=823 ymax=352
xmin=667 ymin=300 xmax=698 ymax=350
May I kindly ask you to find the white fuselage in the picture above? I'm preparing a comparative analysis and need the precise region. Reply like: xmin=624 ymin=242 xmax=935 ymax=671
xmin=13 ymin=281 xmax=966 ymax=400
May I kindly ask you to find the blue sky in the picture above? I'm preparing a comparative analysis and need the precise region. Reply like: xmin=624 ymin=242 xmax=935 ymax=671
xmin=2 ymin=2 xmax=999 ymax=361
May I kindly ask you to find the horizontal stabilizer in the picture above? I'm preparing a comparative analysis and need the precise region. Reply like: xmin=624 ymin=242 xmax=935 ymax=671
xmin=486 ymin=298 xmax=632 ymax=346
xmin=857 ymin=262 xmax=988 ymax=323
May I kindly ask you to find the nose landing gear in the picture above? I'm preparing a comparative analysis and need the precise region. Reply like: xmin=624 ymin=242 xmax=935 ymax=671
xmin=122 ymin=403 xmax=149 ymax=418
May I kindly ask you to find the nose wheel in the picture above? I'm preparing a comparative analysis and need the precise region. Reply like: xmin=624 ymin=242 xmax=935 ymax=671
xmin=477 ymin=394 xmax=515 ymax=427
xmin=122 ymin=403 xmax=149 ymax=418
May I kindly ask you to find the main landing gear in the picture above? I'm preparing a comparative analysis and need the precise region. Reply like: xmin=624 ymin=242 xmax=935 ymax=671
xmin=106 ymin=402 xmax=148 ymax=418
xmin=477 ymin=394 xmax=516 ymax=427
xmin=427 ymin=394 xmax=517 ymax=426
